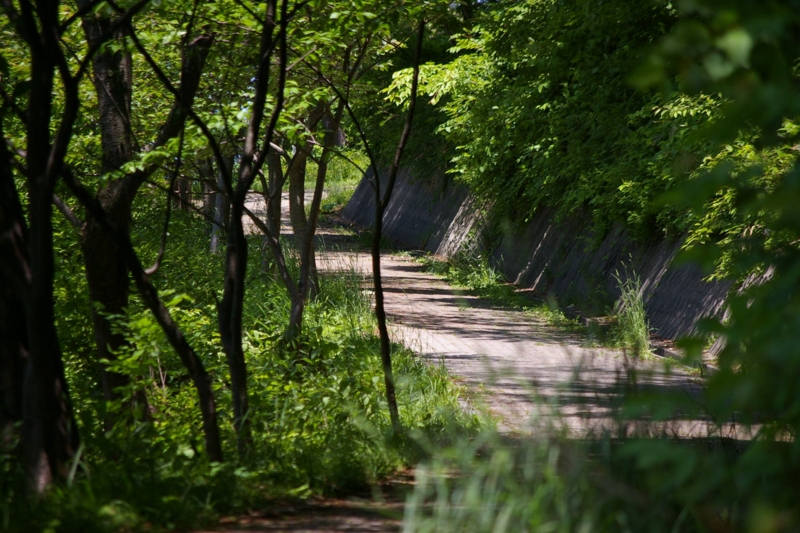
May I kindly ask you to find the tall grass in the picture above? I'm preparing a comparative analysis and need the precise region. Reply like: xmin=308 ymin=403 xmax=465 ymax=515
xmin=420 ymin=250 xmax=503 ymax=291
xmin=611 ymin=269 xmax=651 ymax=356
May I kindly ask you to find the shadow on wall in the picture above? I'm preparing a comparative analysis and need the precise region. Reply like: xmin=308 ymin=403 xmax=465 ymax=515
xmin=342 ymin=169 xmax=731 ymax=344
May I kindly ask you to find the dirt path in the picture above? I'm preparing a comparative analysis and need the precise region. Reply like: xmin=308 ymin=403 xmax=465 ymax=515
xmin=317 ymin=241 xmax=730 ymax=438
xmin=246 ymin=191 xmax=718 ymax=436
xmin=217 ymin=195 xmax=740 ymax=532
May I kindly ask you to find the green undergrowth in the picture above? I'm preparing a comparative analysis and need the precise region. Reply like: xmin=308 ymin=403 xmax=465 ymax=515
xmin=403 ymin=427 xmax=799 ymax=532
xmin=1 ymin=198 xmax=482 ymax=533
xmin=610 ymin=269 xmax=653 ymax=357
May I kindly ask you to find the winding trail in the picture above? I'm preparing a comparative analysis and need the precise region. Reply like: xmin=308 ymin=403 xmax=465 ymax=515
xmin=246 ymin=190 xmax=740 ymax=438
xmin=318 ymin=241 xmax=727 ymax=438
xmin=211 ymin=193 xmax=745 ymax=533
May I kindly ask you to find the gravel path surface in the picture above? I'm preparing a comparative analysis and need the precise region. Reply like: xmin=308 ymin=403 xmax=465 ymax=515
xmin=244 ymin=191 xmax=736 ymax=437
xmin=318 ymin=245 xmax=724 ymax=438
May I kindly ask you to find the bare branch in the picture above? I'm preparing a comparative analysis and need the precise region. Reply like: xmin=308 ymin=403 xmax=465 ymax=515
xmin=52 ymin=194 xmax=82 ymax=230
xmin=144 ymin=127 xmax=185 ymax=276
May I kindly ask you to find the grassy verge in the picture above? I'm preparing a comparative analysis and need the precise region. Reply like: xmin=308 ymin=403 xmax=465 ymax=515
xmin=1 ymin=200 xmax=481 ymax=533
xmin=415 ymin=251 xmax=588 ymax=337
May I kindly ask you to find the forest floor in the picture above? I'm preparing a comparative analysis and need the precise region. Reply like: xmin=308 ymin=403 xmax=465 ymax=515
xmin=208 ymin=194 xmax=744 ymax=532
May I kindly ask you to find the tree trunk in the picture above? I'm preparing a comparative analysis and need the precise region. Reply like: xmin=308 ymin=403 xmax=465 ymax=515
xmin=216 ymin=0 xmax=286 ymax=456
xmin=285 ymin=107 xmax=325 ymax=334
xmin=266 ymin=150 xmax=283 ymax=239
xmin=0 ymin=131 xmax=29 ymax=452
xmin=200 ymin=161 xmax=215 ymax=235
xmin=79 ymin=8 xmax=139 ymax=411
xmin=79 ymin=11 xmax=213 ymax=417
xmin=369 ymin=20 xmax=425 ymax=434
xmin=287 ymin=151 xmax=312 ymax=333
xmin=292 ymin=104 xmax=341 ymax=335
xmin=178 ymin=177 xmax=191 ymax=211
xmin=22 ymin=28 xmax=80 ymax=493
xmin=218 ymin=199 xmax=253 ymax=454
xmin=210 ymin=157 xmax=231 ymax=254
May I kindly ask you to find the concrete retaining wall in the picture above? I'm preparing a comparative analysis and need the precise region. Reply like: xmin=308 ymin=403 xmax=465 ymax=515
xmin=342 ymin=169 xmax=731 ymax=342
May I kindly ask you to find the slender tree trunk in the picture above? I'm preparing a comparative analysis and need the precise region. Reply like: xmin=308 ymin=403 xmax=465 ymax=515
xmin=219 ymin=203 xmax=253 ymax=453
xmin=370 ymin=20 xmax=426 ymax=434
xmin=266 ymin=151 xmax=283 ymax=239
xmin=260 ymin=151 xmax=283 ymax=274
xmin=177 ymin=177 xmax=191 ymax=211
xmin=287 ymin=150 xmax=312 ymax=333
xmin=286 ymin=107 xmax=325 ymax=334
xmin=293 ymin=104 xmax=342 ymax=333
xmin=200 ymin=162 xmax=215 ymax=235
xmin=217 ymin=0 xmax=286 ymax=456
xmin=210 ymin=157 xmax=231 ymax=254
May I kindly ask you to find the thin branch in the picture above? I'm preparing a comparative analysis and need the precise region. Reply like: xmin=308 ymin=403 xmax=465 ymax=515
xmin=145 ymin=176 xmax=221 ymax=227
xmin=301 ymin=59 xmax=381 ymax=194
xmin=287 ymin=44 xmax=318 ymax=73
xmin=242 ymin=203 xmax=299 ymax=298
xmin=124 ymin=25 xmax=231 ymax=190
xmin=145 ymin=127 xmax=185 ymax=276
xmin=59 ymin=0 xmax=108 ymax=34
xmin=52 ymin=194 xmax=83 ymax=230
xmin=230 ymin=0 xmax=263 ymax=26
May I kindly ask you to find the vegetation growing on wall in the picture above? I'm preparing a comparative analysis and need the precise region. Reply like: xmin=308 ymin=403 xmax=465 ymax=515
xmin=384 ymin=0 xmax=800 ymax=269
xmin=3 ymin=0 xmax=800 ymax=530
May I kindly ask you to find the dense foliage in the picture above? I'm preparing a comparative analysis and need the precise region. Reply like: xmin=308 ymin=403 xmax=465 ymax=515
xmin=4 ymin=0 xmax=800 ymax=530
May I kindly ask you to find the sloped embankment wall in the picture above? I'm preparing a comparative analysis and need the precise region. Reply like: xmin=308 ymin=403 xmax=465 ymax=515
xmin=342 ymin=169 xmax=731 ymax=342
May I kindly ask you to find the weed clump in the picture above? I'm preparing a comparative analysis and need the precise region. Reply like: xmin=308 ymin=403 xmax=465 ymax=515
xmin=611 ymin=269 xmax=651 ymax=357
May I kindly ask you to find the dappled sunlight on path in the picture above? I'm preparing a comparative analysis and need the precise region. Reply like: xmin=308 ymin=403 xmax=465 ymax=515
xmin=316 ymin=239 xmax=752 ymax=441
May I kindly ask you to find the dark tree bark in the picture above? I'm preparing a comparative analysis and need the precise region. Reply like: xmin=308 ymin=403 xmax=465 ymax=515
xmin=210 ymin=156 xmax=231 ymax=254
xmin=286 ymin=107 xmax=324 ymax=332
xmin=177 ymin=177 xmax=191 ymax=211
xmin=217 ymin=0 xmax=286 ymax=456
xmin=334 ymin=21 xmax=425 ymax=434
xmin=2 ymin=0 xmax=166 ymax=495
xmin=200 ymin=161 xmax=215 ymax=234
xmin=9 ymin=0 xmax=82 ymax=494
xmin=288 ymin=104 xmax=342 ymax=334
xmin=265 ymin=150 xmax=283 ymax=239
xmin=78 ymin=4 xmax=213 ymax=413
xmin=78 ymin=5 xmax=137 ymax=408
xmin=0 ymin=126 xmax=28 ymax=452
